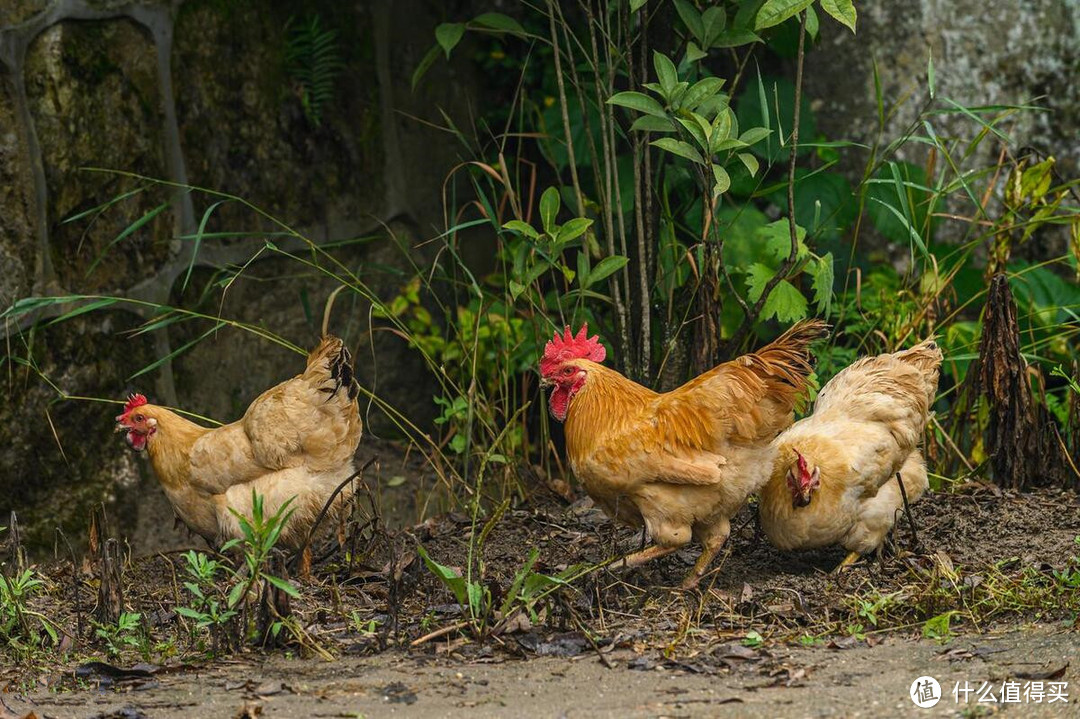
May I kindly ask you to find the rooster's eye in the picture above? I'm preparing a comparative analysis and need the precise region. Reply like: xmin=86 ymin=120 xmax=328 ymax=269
xmin=134 ymin=414 xmax=144 ymax=422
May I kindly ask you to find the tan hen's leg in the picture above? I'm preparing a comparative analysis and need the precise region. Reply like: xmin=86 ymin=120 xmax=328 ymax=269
xmin=619 ymin=544 xmax=680 ymax=569
xmin=682 ymin=517 xmax=731 ymax=589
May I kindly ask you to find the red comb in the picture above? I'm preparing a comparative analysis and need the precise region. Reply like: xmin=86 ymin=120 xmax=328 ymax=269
xmin=540 ymin=324 xmax=606 ymax=376
xmin=123 ymin=393 xmax=148 ymax=414
xmin=794 ymin=449 xmax=808 ymax=474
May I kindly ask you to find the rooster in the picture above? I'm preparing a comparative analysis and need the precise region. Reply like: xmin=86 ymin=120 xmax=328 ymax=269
xmin=115 ymin=336 xmax=361 ymax=548
xmin=540 ymin=320 xmax=827 ymax=588
xmin=759 ymin=339 xmax=942 ymax=570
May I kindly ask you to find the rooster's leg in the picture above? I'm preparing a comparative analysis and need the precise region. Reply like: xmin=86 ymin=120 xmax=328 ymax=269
xmin=681 ymin=517 xmax=731 ymax=589
xmin=619 ymin=544 xmax=679 ymax=569
xmin=831 ymin=551 xmax=862 ymax=574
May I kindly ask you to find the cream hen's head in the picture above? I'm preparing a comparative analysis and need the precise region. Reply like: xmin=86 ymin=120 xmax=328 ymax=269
xmin=538 ymin=325 xmax=606 ymax=422
xmin=115 ymin=393 xmax=158 ymax=452
xmin=786 ymin=449 xmax=820 ymax=508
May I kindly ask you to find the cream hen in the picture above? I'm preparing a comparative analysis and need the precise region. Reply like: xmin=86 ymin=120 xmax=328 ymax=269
xmin=760 ymin=339 xmax=942 ymax=569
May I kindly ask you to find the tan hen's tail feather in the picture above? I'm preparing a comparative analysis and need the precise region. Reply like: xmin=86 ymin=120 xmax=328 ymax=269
xmin=306 ymin=335 xmax=359 ymax=401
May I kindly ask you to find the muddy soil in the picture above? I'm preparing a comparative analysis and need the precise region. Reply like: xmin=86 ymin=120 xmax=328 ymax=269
xmin=5 ymin=626 xmax=1077 ymax=718
xmin=2 ymin=474 xmax=1078 ymax=719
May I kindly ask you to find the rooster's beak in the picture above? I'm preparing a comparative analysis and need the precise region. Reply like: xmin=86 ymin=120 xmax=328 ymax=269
xmin=538 ymin=376 xmax=553 ymax=390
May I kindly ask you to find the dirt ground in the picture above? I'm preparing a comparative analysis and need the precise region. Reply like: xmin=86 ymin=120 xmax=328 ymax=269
xmin=5 ymin=626 xmax=1077 ymax=718
xmin=2 ymin=464 xmax=1079 ymax=719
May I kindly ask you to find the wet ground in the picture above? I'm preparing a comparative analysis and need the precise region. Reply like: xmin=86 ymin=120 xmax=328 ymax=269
xmin=2 ymin=471 xmax=1078 ymax=718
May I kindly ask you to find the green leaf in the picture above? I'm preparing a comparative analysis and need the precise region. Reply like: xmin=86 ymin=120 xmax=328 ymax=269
xmin=630 ymin=0 xmax=648 ymax=12
xmin=710 ymin=28 xmax=762 ymax=48
xmin=754 ymin=0 xmax=814 ymax=30
xmin=435 ymin=23 xmax=465 ymax=58
xmin=765 ymin=280 xmax=808 ymax=322
xmin=227 ymin=582 xmax=247 ymax=609
xmin=680 ymin=76 xmax=725 ymax=111
xmin=264 ymin=574 xmax=301 ymax=598
xmin=652 ymin=51 xmax=678 ymax=97
xmin=673 ymin=0 xmax=705 ymax=43
xmin=650 ymin=137 xmax=704 ymax=164
xmin=46 ymin=298 xmax=120 ymax=325
xmin=676 ymin=115 xmax=709 ymax=152
xmin=701 ymin=6 xmax=727 ymax=45
xmin=708 ymin=107 xmax=734 ymax=151
xmin=804 ymin=5 xmax=819 ymax=39
xmin=760 ymin=219 xmax=808 ymax=262
xmin=608 ymin=91 xmax=667 ymax=118
xmin=629 ymin=115 xmax=676 ymax=133
xmin=927 ymin=49 xmax=935 ymax=98
xmin=411 ymin=44 xmax=441 ymax=90
xmin=540 ymin=186 xmax=561 ymax=235
xmin=811 ymin=252 xmax=834 ymax=316
xmin=820 ymin=0 xmax=857 ymax=33
xmin=739 ymin=126 xmax=772 ymax=146
xmin=183 ymin=200 xmax=229 ymax=291
xmin=737 ymin=152 xmax=759 ymax=177
xmin=587 ymin=255 xmax=629 ymax=287
xmin=471 ymin=13 xmax=526 ymax=34
xmin=502 ymin=220 xmax=540 ymax=239
xmin=556 ymin=217 xmax=592 ymax=246
xmin=684 ymin=41 xmax=708 ymax=63
xmin=712 ymin=164 xmax=731 ymax=198
xmin=86 ymin=201 xmax=169 ymax=278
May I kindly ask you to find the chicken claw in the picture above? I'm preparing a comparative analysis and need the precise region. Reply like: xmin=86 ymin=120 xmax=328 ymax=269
xmin=831 ymin=550 xmax=862 ymax=574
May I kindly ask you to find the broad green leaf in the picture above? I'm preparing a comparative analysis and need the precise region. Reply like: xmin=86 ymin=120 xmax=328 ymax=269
xmin=680 ymin=76 xmax=725 ymax=111
xmin=701 ymin=6 xmax=727 ymax=45
xmin=502 ymin=219 xmax=540 ymax=239
xmin=764 ymin=279 xmax=809 ymax=321
xmin=820 ymin=0 xmax=857 ymax=33
xmin=685 ymin=41 xmax=708 ymax=63
xmin=754 ymin=0 xmax=814 ymax=30
xmin=710 ymin=28 xmax=762 ymax=47
xmin=739 ymin=127 xmax=772 ymax=145
xmin=805 ymin=5 xmax=819 ymax=39
xmin=557 ymin=217 xmax=592 ymax=246
xmin=608 ymin=91 xmax=667 ymax=118
xmin=576 ymin=250 xmax=590 ymax=289
xmin=708 ymin=108 xmax=734 ymax=152
xmin=471 ymin=12 xmax=526 ymax=34
xmin=811 ymin=252 xmax=834 ymax=316
xmin=673 ymin=0 xmax=705 ymax=43
xmin=435 ymin=23 xmax=465 ymax=58
xmin=587 ymin=255 xmax=629 ymax=287
xmin=760 ymin=219 xmax=808 ymax=262
xmin=540 ymin=186 xmax=561 ymax=235
xmin=650 ymin=137 xmax=704 ymax=164
xmin=630 ymin=0 xmax=648 ymax=12
xmin=737 ymin=152 xmax=759 ymax=177
xmin=629 ymin=115 xmax=676 ymax=133
xmin=712 ymin=164 xmax=731 ymax=198
xmin=676 ymin=115 xmax=709 ymax=152
xmin=745 ymin=263 xmax=775 ymax=303
xmin=653 ymin=52 xmax=678 ymax=97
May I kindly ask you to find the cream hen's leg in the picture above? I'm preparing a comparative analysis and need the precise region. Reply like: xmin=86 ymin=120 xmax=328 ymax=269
xmin=682 ymin=516 xmax=731 ymax=589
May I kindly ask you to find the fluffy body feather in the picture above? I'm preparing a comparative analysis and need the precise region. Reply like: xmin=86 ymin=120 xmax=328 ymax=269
xmin=542 ymin=320 xmax=827 ymax=586
xmin=115 ymin=336 xmax=362 ymax=547
xmin=760 ymin=339 xmax=942 ymax=559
